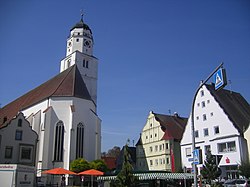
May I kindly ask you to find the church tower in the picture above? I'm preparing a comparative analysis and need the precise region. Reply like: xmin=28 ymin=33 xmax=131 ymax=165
xmin=60 ymin=16 xmax=98 ymax=104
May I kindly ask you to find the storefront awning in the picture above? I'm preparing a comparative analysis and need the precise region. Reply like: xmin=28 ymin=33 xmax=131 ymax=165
xmin=97 ymin=172 xmax=194 ymax=181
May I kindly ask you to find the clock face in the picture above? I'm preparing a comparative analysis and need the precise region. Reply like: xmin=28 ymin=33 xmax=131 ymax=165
xmin=84 ymin=40 xmax=91 ymax=48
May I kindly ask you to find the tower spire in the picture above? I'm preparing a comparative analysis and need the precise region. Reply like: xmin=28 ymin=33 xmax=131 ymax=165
xmin=80 ymin=9 xmax=84 ymax=21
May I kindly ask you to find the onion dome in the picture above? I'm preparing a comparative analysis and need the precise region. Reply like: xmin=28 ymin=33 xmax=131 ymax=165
xmin=70 ymin=18 xmax=92 ymax=34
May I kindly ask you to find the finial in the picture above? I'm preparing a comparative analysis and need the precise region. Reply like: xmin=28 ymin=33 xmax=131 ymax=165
xmin=80 ymin=9 xmax=84 ymax=21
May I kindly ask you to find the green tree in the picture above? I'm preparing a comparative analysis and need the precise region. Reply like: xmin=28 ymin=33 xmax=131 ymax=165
xmin=201 ymin=151 xmax=221 ymax=184
xmin=115 ymin=144 xmax=138 ymax=187
xmin=238 ymin=161 xmax=250 ymax=179
xmin=70 ymin=158 xmax=90 ymax=173
xmin=90 ymin=159 xmax=108 ymax=172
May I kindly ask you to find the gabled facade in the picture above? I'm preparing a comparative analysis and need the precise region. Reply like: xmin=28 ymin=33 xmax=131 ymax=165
xmin=0 ymin=17 xmax=101 ymax=184
xmin=0 ymin=112 xmax=38 ymax=166
xmin=136 ymin=111 xmax=187 ymax=172
xmin=181 ymin=84 xmax=250 ymax=179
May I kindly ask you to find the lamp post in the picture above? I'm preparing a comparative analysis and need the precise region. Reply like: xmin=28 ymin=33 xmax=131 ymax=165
xmin=191 ymin=63 xmax=225 ymax=187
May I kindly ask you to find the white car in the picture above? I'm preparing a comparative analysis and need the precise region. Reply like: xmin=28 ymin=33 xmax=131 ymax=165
xmin=236 ymin=179 xmax=250 ymax=187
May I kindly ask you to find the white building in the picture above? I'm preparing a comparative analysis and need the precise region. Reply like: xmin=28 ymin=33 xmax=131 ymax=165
xmin=180 ymin=84 xmax=250 ymax=179
xmin=0 ymin=17 xmax=101 ymax=184
xmin=136 ymin=111 xmax=187 ymax=172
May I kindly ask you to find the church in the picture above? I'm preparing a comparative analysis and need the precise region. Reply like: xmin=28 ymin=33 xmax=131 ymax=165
xmin=0 ymin=16 xmax=101 ymax=178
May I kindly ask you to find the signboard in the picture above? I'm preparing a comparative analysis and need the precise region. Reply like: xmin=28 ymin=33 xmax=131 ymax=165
xmin=214 ymin=68 xmax=227 ymax=90
xmin=193 ymin=149 xmax=200 ymax=165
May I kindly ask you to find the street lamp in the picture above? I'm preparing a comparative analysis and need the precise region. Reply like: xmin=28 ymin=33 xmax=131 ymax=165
xmin=191 ymin=63 xmax=226 ymax=187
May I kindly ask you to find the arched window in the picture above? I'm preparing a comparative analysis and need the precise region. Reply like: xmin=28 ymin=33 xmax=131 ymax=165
xmin=76 ymin=123 xmax=84 ymax=158
xmin=54 ymin=121 xmax=64 ymax=161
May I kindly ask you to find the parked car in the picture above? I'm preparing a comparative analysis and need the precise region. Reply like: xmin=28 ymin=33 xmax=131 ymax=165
xmin=224 ymin=179 xmax=237 ymax=187
xmin=236 ymin=179 xmax=250 ymax=187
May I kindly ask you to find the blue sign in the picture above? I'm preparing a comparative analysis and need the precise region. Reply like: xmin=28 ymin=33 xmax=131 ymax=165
xmin=214 ymin=68 xmax=227 ymax=90
xmin=193 ymin=149 xmax=200 ymax=165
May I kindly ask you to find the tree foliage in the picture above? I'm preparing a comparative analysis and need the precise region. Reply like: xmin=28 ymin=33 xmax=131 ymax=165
xmin=238 ymin=161 xmax=250 ymax=179
xmin=102 ymin=146 xmax=121 ymax=158
xmin=115 ymin=144 xmax=138 ymax=187
xmin=201 ymin=151 xmax=221 ymax=184
xmin=70 ymin=158 xmax=90 ymax=173
xmin=90 ymin=159 xmax=108 ymax=172
xmin=70 ymin=158 xmax=108 ymax=173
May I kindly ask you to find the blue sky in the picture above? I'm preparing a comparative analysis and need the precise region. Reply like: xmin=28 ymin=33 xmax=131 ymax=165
xmin=0 ymin=0 xmax=250 ymax=152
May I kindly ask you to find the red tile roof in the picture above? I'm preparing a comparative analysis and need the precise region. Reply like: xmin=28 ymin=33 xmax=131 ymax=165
xmin=153 ymin=112 xmax=188 ymax=141
xmin=0 ymin=65 xmax=92 ymax=127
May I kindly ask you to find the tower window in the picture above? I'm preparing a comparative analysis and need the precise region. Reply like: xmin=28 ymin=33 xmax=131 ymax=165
xmin=83 ymin=60 xmax=89 ymax=68
xmin=76 ymin=38 xmax=79 ymax=42
xmin=54 ymin=121 xmax=64 ymax=161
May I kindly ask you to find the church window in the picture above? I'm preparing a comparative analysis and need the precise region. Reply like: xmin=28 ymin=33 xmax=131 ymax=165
xmin=18 ymin=119 xmax=22 ymax=127
xmin=76 ymin=123 xmax=84 ymax=158
xmin=15 ymin=130 xmax=22 ymax=140
xmin=54 ymin=121 xmax=64 ymax=161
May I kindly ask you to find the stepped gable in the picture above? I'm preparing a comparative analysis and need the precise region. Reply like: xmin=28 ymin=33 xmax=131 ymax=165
xmin=153 ymin=112 xmax=188 ymax=141
xmin=0 ymin=65 xmax=92 ymax=127
xmin=206 ymin=84 xmax=250 ymax=134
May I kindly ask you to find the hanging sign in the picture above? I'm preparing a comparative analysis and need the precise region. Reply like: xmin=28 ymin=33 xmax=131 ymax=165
xmin=214 ymin=68 xmax=227 ymax=90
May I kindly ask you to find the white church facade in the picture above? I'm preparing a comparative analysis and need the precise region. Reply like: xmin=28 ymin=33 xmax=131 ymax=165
xmin=0 ymin=17 xmax=101 ymax=182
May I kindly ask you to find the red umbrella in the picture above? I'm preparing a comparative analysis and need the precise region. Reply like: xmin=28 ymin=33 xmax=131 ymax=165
xmin=78 ymin=169 xmax=104 ymax=187
xmin=42 ymin=167 xmax=77 ymax=175
xmin=78 ymin=169 xmax=104 ymax=176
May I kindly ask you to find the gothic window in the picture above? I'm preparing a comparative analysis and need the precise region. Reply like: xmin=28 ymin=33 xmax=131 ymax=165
xmin=76 ymin=123 xmax=84 ymax=158
xmin=54 ymin=121 xmax=64 ymax=161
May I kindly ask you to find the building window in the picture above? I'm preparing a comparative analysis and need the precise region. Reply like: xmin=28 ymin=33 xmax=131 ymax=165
xmin=214 ymin=126 xmax=220 ymax=134
xmin=218 ymin=141 xmax=236 ymax=153
xmin=197 ymin=103 xmax=200 ymax=107
xmin=186 ymin=147 xmax=191 ymax=157
xmin=159 ymin=144 xmax=162 ymax=151
xmin=155 ymin=145 xmax=158 ymax=152
xmin=15 ymin=130 xmax=22 ymax=140
xmin=166 ymin=157 xmax=170 ymax=164
xmin=18 ymin=119 xmax=22 ymax=127
xmin=195 ymin=130 xmax=199 ymax=138
xmin=203 ymin=114 xmax=207 ymax=121
xmin=204 ymin=128 xmax=209 ymax=136
xmin=150 ymin=160 xmax=153 ymax=166
xmin=210 ymin=112 xmax=214 ymax=117
xmin=19 ymin=145 xmax=33 ymax=163
xmin=149 ymin=146 xmax=153 ymax=152
xmin=54 ymin=121 xmax=64 ymax=161
xmin=155 ymin=133 xmax=157 ymax=137
xmin=200 ymin=90 xmax=204 ymax=97
xmin=207 ymin=100 xmax=210 ymax=104
xmin=202 ymin=101 xmax=206 ymax=108
xmin=146 ymin=136 xmax=148 ymax=139
xmin=155 ymin=159 xmax=158 ymax=166
xmin=76 ymin=38 xmax=79 ymax=42
xmin=5 ymin=146 xmax=13 ymax=159
xmin=204 ymin=145 xmax=211 ymax=155
xmin=196 ymin=116 xmax=199 ymax=120
xmin=166 ymin=143 xmax=169 ymax=150
xmin=76 ymin=123 xmax=84 ymax=158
